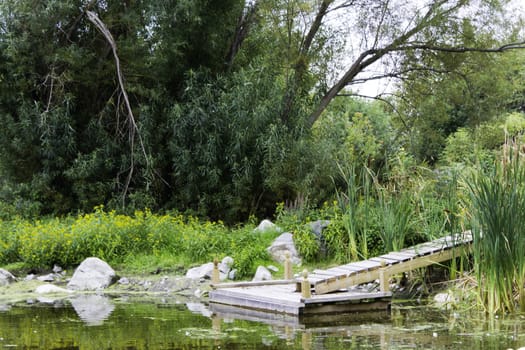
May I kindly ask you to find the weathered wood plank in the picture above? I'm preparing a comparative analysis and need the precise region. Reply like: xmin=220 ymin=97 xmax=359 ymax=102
xmin=212 ymin=279 xmax=295 ymax=289
xmin=369 ymin=256 xmax=402 ymax=265
xmin=346 ymin=260 xmax=383 ymax=270
xmin=330 ymin=264 xmax=363 ymax=272
xmin=312 ymin=269 xmax=347 ymax=278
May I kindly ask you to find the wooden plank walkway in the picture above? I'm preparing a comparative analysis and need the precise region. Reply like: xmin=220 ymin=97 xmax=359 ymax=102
xmin=297 ymin=231 xmax=472 ymax=295
xmin=209 ymin=231 xmax=472 ymax=316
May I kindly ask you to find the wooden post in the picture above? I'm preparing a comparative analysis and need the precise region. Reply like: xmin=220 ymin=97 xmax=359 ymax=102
xmin=379 ymin=260 xmax=389 ymax=292
xmin=301 ymin=269 xmax=312 ymax=299
xmin=284 ymin=251 xmax=293 ymax=280
xmin=212 ymin=258 xmax=220 ymax=284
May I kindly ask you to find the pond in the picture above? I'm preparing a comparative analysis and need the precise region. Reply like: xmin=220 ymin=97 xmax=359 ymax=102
xmin=1 ymin=295 xmax=524 ymax=349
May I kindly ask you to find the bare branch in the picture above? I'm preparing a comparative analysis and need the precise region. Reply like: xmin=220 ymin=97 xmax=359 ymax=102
xmin=392 ymin=41 xmax=525 ymax=53
xmin=86 ymin=10 xmax=150 ymax=206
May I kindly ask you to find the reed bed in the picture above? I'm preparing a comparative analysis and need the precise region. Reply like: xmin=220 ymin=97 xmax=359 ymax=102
xmin=467 ymin=146 xmax=525 ymax=313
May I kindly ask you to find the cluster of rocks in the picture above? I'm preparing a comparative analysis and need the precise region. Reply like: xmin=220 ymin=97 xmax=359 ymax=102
xmin=1 ymin=257 xmax=118 ymax=292
xmin=184 ymin=219 xmax=317 ymax=283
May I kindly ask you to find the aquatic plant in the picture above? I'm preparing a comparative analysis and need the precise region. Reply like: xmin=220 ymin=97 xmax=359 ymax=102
xmin=467 ymin=143 xmax=525 ymax=313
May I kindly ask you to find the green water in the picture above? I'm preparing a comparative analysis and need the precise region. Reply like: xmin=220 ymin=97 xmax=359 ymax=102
xmin=1 ymin=296 xmax=525 ymax=349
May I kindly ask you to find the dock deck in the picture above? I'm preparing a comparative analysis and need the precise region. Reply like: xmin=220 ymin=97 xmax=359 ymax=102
xmin=209 ymin=282 xmax=391 ymax=316
xmin=209 ymin=231 xmax=472 ymax=317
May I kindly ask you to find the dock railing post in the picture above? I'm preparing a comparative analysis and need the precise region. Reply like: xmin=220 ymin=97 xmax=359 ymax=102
xmin=212 ymin=258 xmax=220 ymax=284
xmin=301 ymin=269 xmax=312 ymax=298
xmin=284 ymin=251 xmax=293 ymax=280
xmin=379 ymin=260 xmax=390 ymax=292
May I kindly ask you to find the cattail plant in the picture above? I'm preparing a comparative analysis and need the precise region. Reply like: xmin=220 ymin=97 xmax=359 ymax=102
xmin=467 ymin=140 xmax=525 ymax=314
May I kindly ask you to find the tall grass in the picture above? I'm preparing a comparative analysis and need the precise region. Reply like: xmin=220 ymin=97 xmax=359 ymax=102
xmin=467 ymin=144 xmax=525 ymax=313
xmin=376 ymin=189 xmax=414 ymax=252
xmin=334 ymin=163 xmax=373 ymax=261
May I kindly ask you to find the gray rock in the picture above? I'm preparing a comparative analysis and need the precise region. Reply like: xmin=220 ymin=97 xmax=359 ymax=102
xmin=37 ymin=273 xmax=55 ymax=282
xmin=252 ymin=266 xmax=272 ymax=281
xmin=255 ymin=219 xmax=281 ymax=233
xmin=185 ymin=262 xmax=214 ymax=280
xmin=186 ymin=262 xmax=228 ymax=281
xmin=309 ymin=220 xmax=330 ymax=258
xmin=267 ymin=265 xmax=279 ymax=272
xmin=34 ymin=284 xmax=73 ymax=295
xmin=228 ymin=269 xmax=237 ymax=280
xmin=118 ymin=277 xmax=130 ymax=285
xmin=67 ymin=257 xmax=117 ymax=291
xmin=219 ymin=256 xmax=234 ymax=274
xmin=25 ymin=274 xmax=36 ymax=281
xmin=0 ymin=268 xmax=15 ymax=286
xmin=266 ymin=232 xmax=302 ymax=265
xmin=71 ymin=295 xmax=115 ymax=326
xmin=52 ymin=264 xmax=63 ymax=274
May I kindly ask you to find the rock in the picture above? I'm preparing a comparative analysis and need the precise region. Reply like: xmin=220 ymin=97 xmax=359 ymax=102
xmin=67 ymin=257 xmax=117 ymax=291
xmin=228 ymin=269 xmax=237 ymax=280
xmin=118 ymin=277 xmax=130 ymax=285
xmin=433 ymin=292 xmax=456 ymax=309
xmin=309 ymin=220 xmax=330 ymax=258
xmin=266 ymin=232 xmax=302 ymax=265
xmin=0 ymin=268 xmax=15 ymax=286
xmin=71 ymin=294 xmax=115 ymax=326
xmin=219 ymin=256 xmax=234 ymax=274
xmin=255 ymin=219 xmax=281 ymax=233
xmin=185 ymin=262 xmax=214 ymax=280
xmin=35 ymin=284 xmax=73 ymax=295
xmin=25 ymin=274 xmax=36 ymax=281
xmin=186 ymin=262 xmax=228 ymax=281
xmin=267 ymin=265 xmax=279 ymax=272
xmin=252 ymin=266 xmax=272 ymax=281
xmin=52 ymin=264 xmax=63 ymax=274
xmin=37 ymin=273 xmax=55 ymax=282
xmin=194 ymin=288 xmax=206 ymax=298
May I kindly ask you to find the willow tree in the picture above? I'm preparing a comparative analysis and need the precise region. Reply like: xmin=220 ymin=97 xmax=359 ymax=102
xmin=0 ymin=0 xmax=244 ymax=215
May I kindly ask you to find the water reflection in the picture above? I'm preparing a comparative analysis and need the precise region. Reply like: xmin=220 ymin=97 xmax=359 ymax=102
xmin=1 ymin=297 xmax=525 ymax=349
xmin=70 ymin=294 xmax=115 ymax=326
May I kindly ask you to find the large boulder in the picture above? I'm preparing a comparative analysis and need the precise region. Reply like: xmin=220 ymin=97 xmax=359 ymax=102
xmin=266 ymin=232 xmax=301 ymax=265
xmin=67 ymin=257 xmax=117 ymax=291
xmin=0 ymin=268 xmax=15 ymax=286
xmin=185 ymin=261 xmax=229 ymax=281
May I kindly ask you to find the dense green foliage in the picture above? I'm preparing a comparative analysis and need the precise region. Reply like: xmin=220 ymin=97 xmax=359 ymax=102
xmin=0 ymin=0 xmax=523 ymax=222
xmin=0 ymin=208 xmax=278 ymax=278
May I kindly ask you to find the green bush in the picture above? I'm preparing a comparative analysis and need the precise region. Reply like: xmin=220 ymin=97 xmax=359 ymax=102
xmin=0 ymin=208 xmax=278 ymax=279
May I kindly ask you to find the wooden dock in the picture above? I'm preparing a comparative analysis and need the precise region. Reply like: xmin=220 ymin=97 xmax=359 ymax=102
xmin=209 ymin=231 xmax=472 ymax=316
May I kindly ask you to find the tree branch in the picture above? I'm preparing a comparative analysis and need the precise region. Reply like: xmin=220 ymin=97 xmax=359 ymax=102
xmin=225 ymin=2 xmax=259 ymax=69
xmin=86 ymin=10 xmax=151 ymax=206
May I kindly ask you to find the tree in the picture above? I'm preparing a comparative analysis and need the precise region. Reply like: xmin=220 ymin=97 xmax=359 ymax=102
xmin=396 ymin=49 xmax=525 ymax=162
xmin=237 ymin=0 xmax=525 ymax=127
